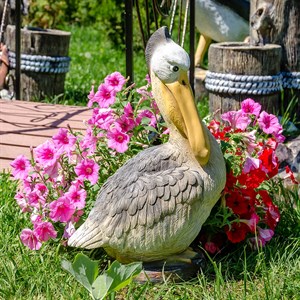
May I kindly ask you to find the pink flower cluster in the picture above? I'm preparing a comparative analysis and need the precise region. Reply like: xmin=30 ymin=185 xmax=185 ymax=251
xmin=86 ymin=72 xmax=158 ymax=153
xmin=200 ymin=99 xmax=295 ymax=254
xmin=11 ymin=72 xmax=161 ymax=250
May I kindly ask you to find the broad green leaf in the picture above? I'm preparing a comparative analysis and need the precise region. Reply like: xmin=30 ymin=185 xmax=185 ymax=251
xmin=106 ymin=261 xmax=142 ymax=292
xmin=91 ymin=274 xmax=113 ymax=300
xmin=61 ymin=253 xmax=99 ymax=293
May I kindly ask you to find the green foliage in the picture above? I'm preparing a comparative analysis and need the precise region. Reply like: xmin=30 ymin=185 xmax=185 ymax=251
xmin=23 ymin=0 xmax=67 ymax=29
xmin=25 ymin=0 xmax=126 ymax=47
xmin=279 ymin=93 xmax=300 ymax=138
xmin=56 ymin=25 xmax=146 ymax=105
xmin=62 ymin=253 xmax=142 ymax=300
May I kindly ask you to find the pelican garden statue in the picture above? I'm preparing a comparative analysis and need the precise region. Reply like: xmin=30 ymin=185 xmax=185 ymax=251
xmin=68 ymin=27 xmax=226 ymax=270
xmin=195 ymin=0 xmax=250 ymax=67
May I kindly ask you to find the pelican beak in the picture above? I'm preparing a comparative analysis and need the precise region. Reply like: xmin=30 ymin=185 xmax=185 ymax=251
xmin=160 ymin=71 xmax=210 ymax=165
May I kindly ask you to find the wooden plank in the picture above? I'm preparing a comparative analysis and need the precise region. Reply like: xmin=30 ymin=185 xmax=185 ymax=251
xmin=0 ymin=144 xmax=31 ymax=161
xmin=0 ymin=108 xmax=91 ymax=123
xmin=0 ymin=159 xmax=14 ymax=172
xmin=1 ymin=133 xmax=54 ymax=147
xmin=0 ymin=100 xmax=92 ymax=171
xmin=1 ymin=101 xmax=91 ymax=117
xmin=1 ymin=122 xmax=86 ymax=137
xmin=1 ymin=114 xmax=89 ymax=130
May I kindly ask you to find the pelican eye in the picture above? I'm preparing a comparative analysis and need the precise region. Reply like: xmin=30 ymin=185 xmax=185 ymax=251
xmin=172 ymin=66 xmax=179 ymax=72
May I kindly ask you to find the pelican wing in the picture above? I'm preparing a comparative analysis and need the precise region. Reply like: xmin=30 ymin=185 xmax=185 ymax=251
xmin=68 ymin=144 xmax=203 ymax=249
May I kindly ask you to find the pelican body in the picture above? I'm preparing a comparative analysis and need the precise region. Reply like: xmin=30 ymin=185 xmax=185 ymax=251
xmin=195 ymin=0 xmax=250 ymax=66
xmin=196 ymin=0 xmax=249 ymax=43
xmin=68 ymin=27 xmax=226 ymax=263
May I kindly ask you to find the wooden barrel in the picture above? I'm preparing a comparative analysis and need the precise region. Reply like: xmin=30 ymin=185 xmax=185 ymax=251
xmin=5 ymin=25 xmax=71 ymax=101
xmin=206 ymin=42 xmax=282 ymax=116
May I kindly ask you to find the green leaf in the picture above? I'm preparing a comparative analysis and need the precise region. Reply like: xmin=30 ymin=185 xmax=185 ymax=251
xmin=62 ymin=255 xmax=142 ymax=299
xmin=106 ymin=261 xmax=142 ymax=292
xmin=91 ymin=275 xmax=113 ymax=300
xmin=61 ymin=253 xmax=99 ymax=294
xmin=143 ymin=125 xmax=158 ymax=133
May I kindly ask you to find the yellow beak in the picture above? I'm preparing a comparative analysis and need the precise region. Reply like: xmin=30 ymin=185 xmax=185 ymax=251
xmin=160 ymin=71 xmax=210 ymax=165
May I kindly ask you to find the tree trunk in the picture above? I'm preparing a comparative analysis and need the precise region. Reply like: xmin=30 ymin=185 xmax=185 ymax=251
xmin=250 ymin=0 xmax=300 ymax=119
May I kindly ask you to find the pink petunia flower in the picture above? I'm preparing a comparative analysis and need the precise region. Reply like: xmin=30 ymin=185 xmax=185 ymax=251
xmin=151 ymin=100 xmax=160 ymax=114
xmin=52 ymin=128 xmax=77 ymax=154
xmin=104 ymin=72 xmax=126 ymax=92
xmin=62 ymin=221 xmax=76 ymax=239
xmin=87 ymin=85 xmax=95 ymax=107
xmin=241 ymin=98 xmax=261 ymax=117
xmin=258 ymin=111 xmax=283 ymax=135
xmin=242 ymin=156 xmax=261 ymax=173
xmin=107 ymin=125 xmax=130 ymax=153
xmin=65 ymin=183 xmax=87 ymax=209
xmin=94 ymin=83 xmax=117 ymax=108
xmin=30 ymin=214 xmax=43 ymax=225
xmin=79 ymin=127 xmax=99 ymax=156
xmin=35 ymin=183 xmax=48 ymax=197
xmin=240 ymin=130 xmax=258 ymax=154
xmin=88 ymin=108 xmax=114 ymax=130
xmin=145 ymin=74 xmax=151 ymax=85
xmin=221 ymin=110 xmax=251 ymax=131
xmin=49 ymin=196 xmax=76 ymax=223
xmin=274 ymin=132 xmax=285 ymax=143
xmin=116 ymin=114 xmax=136 ymax=133
xmin=136 ymin=109 xmax=157 ymax=127
xmin=15 ymin=191 xmax=31 ymax=213
xmin=34 ymin=221 xmax=57 ymax=242
xmin=241 ymin=213 xmax=260 ymax=232
xmin=123 ymin=102 xmax=134 ymax=118
xmin=136 ymin=87 xmax=153 ymax=101
xmin=71 ymin=209 xmax=84 ymax=223
xmin=257 ymin=227 xmax=274 ymax=246
xmin=20 ymin=228 xmax=42 ymax=250
xmin=10 ymin=155 xmax=32 ymax=180
xmin=34 ymin=141 xmax=59 ymax=176
xmin=75 ymin=158 xmax=99 ymax=185
xmin=27 ymin=189 xmax=46 ymax=208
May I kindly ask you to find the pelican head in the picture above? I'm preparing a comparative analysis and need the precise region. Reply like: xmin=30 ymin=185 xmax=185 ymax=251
xmin=145 ymin=27 xmax=210 ymax=165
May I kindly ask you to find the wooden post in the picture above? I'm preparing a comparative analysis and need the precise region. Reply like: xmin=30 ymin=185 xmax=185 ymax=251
xmin=6 ymin=25 xmax=71 ymax=101
xmin=207 ymin=42 xmax=281 ymax=115
xmin=250 ymin=0 xmax=300 ymax=119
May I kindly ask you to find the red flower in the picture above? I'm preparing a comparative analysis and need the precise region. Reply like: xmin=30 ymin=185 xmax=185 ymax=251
xmin=224 ymin=171 xmax=238 ymax=192
xmin=204 ymin=241 xmax=220 ymax=254
xmin=258 ymin=190 xmax=280 ymax=229
xmin=285 ymin=166 xmax=299 ymax=184
xmin=226 ymin=189 xmax=254 ymax=215
xmin=225 ymin=222 xmax=250 ymax=243
xmin=266 ymin=205 xmax=280 ymax=229
xmin=258 ymin=190 xmax=272 ymax=206
xmin=259 ymin=148 xmax=278 ymax=178
xmin=238 ymin=168 xmax=267 ymax=189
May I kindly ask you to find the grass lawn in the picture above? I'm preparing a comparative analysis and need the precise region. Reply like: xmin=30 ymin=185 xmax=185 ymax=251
xmin=0 ymin=171 xmax=299 ymax=299
xmin=48 ymin=25 xmax=148 ymax=106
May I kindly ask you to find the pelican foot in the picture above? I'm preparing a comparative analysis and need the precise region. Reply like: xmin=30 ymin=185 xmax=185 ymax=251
xmin=134 ymin=249 xmax=206 ymax=284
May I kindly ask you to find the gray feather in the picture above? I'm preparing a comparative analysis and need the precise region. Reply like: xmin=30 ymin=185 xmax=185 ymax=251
xmin=68 ymin=144 xmax=204 ymax=249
